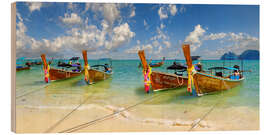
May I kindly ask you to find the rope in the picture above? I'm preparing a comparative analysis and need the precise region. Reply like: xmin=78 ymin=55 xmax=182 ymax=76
xmin=188 ymin=101 xmax=219 ymax=131
xmin=176 ymin=76 xmax=184 ymax=86
xmin=44 ymin=92 xmax=93 ymax=133
xmin=16 ymin=85 xmax=48 ymax=99
xmin=58 ymin=94 xmax=162 ymax=133
xmin=189 ymin=80 xmax=227 ymax=131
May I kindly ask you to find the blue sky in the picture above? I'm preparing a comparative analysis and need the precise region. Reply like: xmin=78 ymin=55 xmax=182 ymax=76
xmin=16 ymin=2 xmax=259 ymax=59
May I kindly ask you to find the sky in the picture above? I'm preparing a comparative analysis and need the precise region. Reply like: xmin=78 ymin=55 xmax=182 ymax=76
xmin=15 ymin=2 xmax=259 ymax=59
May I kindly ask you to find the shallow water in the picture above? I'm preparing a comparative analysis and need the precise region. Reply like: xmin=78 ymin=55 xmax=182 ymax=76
xmin=15 ymin=59 xmax=259 ymax=128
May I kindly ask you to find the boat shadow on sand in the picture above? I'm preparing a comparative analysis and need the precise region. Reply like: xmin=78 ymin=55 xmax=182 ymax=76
xmin=134 ymin=87 xmax=191 ymax=105
xmin=44 ymin=77 xmax=113 ymax=95
xmin=134 ymin=84 xmax=243 ymax=106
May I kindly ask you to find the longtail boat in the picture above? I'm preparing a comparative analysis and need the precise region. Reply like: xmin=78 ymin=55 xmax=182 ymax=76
xmin=149 ymin=57 xmax=165 ymax=67
xmin=182 ymin=44 xmax=244 ymax=96
xmin=16 ymin=57 xmax=31 ymax=71
xmin=138 ymin=50 xmax=188 ymax=92
xmin=34 ymin=61 xmax=42 ymax=65
xmin=82 ymin=50 xmax=112 ymax=85
xmin=16 ymin=66 xmax=30 ymax=71
xmin=40 ymin=54 xmax=82 ymax=83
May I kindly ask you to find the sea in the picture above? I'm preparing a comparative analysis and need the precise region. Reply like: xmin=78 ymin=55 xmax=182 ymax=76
xmin=15 ymin=59 xmax=260 ymax=129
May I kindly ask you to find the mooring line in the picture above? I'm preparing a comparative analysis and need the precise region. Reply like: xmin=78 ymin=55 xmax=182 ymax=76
xmin=189 ymin=81 xmax=227 ymax=131
xmin=188 ymin=101 xmax=219 ymax=131
xmin=58 ymin=94 xmax=162 ymax=133
xmin=44 ymin=92 xmax=94 ymax=133
xmin=16 ymin=85 xmax=48 ymax=99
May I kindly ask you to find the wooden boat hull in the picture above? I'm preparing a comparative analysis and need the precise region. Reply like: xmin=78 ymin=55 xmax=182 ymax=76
xmin=16 ymin=67 xmax=30 ymax=71
xmin=150 ymin=62 xmax=163 ymax=67
xmin=86 ymin=69 xmax=112 ymax=84
xmin=150 ymin=71 xmax=188 ymax=91
xmin=193 ymin=72 xmax=244 ymax=94
xmin=49 ymin=68 xmax=81 ymax=81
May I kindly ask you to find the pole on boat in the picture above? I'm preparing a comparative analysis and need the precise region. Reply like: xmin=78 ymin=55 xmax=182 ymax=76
xmin=82 ymin=50 xmax=90 ymax=84
xmin=182 ymin=44 xmax=201 ymax=96
xmin=138 ymin=50 xmax=148 ymax=70
xmin=138 ymin=50 xmax=151 ymax=93
xmin=41 ymin=54 xmax=49 ymax=83
xmin=41 ymin=54 xmax=47 ymax=69
xmin=82 ymin=50 xmax=88 ymax=66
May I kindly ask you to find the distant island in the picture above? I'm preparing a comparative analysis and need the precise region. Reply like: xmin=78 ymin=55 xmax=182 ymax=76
xmin=220 ymin=50 xmax=259 ymax=60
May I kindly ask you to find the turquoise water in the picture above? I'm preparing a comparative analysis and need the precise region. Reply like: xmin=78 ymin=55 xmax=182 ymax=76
xmin=16 ymin=59 xmax=259 ymax=121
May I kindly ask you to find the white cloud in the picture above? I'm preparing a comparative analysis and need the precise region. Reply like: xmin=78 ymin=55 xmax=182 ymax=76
xmin=227 ymin=32 xmax=259 ymax=54
xmin=152 ymin=40 xmax=160 ymax=47
xmin=150 ymin=27 xmax=168 ymax=41
xmin=60 ymin=13 xmax=82 ymax=25
xmin=143 ymin=19 xmax=150 ymax=30
xmin=142 ymin=44 xmax=153 ymax=53
xmin=87 ymin=3 xmax=120 ymax=28
xmin=129 ymin=8 xmax=136 ymax=18
xmin=16 ymin=12 xmax=23 ymax=22
xmin=158 ymin=5 xmax=180 ymax=20
xmin=67 ymin=3 xmax=73 ymax=9
xmin=163 ymin=41 xmax=171 ymax=48
xmin=16 ymin=17 xmax=61 ymax=57
xmin=155 ymin=46 xmax=163 ymax=54
xmin=16 ymin=16 xmax=134 ymax=58
xmin=106 ymin=23 xmax=135 ymax=50
xmin=84 ymin=3 xmax=91 ymax=12
xmin=204 ymin=33 xmax=227 ymax=40
xmin=144 ymin=20 xmax=147 ymax=26
xmin=125 ymin=44 xmax=153 ymax=54
xmin=228 ymin=32 xmax=258 ymax=42
xmin=200 ymin=32 xmax=259 ymax=58
xmin=180 ymin=5 xmax=186 ymax=14
xmin=103 ymin=4 xmax=120 ymax=26
xmin=125 ymin=45 xmax=141 ymax=54
xmin=169 ymin=5 xmax=177 ymax=16
xmin=16 ymin=4 xmax=138 ymax=58
xmin=184 ymin=24 xmax=206 ymax=51
xmin=27 ymin=2 xmax=43 ymax=12
xmin=160 ymin=23 xmax=165 ymax=29
xmin=158 ymin=7 xmax=168 ymax=20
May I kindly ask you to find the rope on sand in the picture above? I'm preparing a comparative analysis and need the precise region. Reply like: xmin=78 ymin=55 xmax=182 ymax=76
xmin=16 ymin=85 xmax=48 ymax=99
xmin=188 ymin=101 xmax=219 ymax=131
xmin=189 ymin=80 xmax=227 ymax=131
xmin=58 ymin=94 xmax=162 ymax=133
xmin=44 ymin=92 xmax=94 ymax=133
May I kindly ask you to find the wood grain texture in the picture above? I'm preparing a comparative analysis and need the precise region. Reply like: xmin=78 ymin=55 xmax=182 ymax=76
xmin=194 ymin=72 xmax=244 ymax=94
xmin=150 ymin=71 xmax=188 ymax=91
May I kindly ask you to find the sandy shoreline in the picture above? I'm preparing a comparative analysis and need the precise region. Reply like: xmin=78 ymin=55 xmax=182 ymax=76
xmin=15 ymin=102 xmax=259 ymax=133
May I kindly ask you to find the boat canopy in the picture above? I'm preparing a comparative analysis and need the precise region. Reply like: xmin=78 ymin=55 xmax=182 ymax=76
xmin=69 ymin=57 xmax=80 ymax=61
xmin=97 ymin=58 xmax=112 ymax=67
xmin=167 ymin=63 xmax=187 ymax=70
xmin=191 ymin=56 xmax=201 ymax=61
xmin=91 ymin=65 xmax=108 ymax=68
xmin=58 ymin=63 xmax=80 ymax=68
xmin=208 ymin=67 xmax=238 ymax=70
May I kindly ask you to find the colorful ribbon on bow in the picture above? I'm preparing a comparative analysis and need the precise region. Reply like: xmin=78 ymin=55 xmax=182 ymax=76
xmin=187 ymin=65 xmax=197 ymax=96
xmin=84 ymin=64 xmax=90 ymax=84
xmin=44 ymin=64 xmax=50 ymax=83
xmin=143 ymin=66 xmax=152 ymax=93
